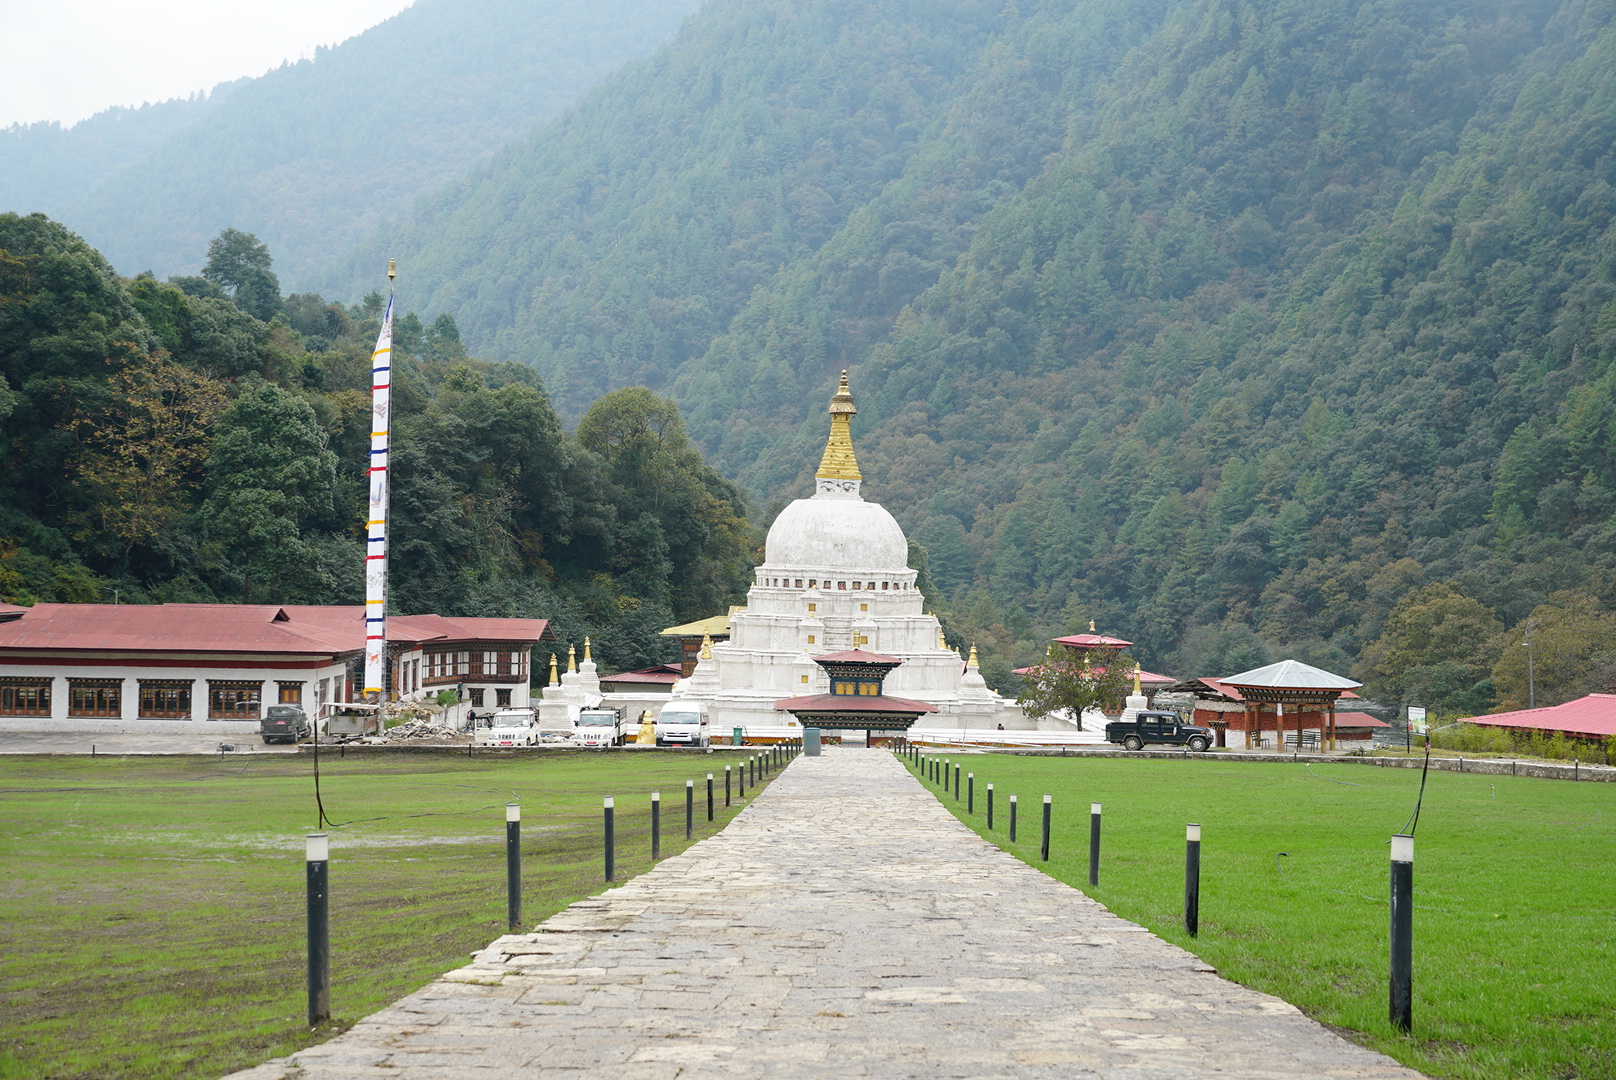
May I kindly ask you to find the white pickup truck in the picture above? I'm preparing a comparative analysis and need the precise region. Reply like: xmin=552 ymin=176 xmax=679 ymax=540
xmin=478 ymin=708 xmax=539 ymax=747
xmin=573 ymin=706 xmax=625 ymax=747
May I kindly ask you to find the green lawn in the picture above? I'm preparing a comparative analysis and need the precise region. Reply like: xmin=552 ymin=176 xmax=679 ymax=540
xmin=0 ymin=748 xmax=779 ymax=1080
xmin=909 ymin=751 xmax=1616 ymax=1080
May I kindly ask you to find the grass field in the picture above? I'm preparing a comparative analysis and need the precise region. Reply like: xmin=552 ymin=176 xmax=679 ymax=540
xmin=910 ymin=751 xmax=1616 ymax=1080
xmin=0 ymin=748 xmax=779 ymax=1080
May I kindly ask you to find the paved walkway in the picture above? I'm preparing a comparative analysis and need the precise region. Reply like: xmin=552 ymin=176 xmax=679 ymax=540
xmin=227 ymin=749 xmax=1425 ymax=1079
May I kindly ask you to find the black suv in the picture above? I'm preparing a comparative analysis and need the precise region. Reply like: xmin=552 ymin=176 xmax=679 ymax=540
xmin=260 ymin=705 xmax=312 ymax=744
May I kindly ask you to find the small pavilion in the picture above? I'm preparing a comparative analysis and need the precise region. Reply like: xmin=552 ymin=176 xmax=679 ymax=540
xmin=773 ymin=649 xmax=937 ymax=745
xmin=1210 ymin=660 xmax=1363 ymax=751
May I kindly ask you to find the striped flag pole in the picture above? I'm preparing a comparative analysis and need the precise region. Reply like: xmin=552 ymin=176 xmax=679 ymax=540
xmin=363 ymin=260 xmax=396 ymax=700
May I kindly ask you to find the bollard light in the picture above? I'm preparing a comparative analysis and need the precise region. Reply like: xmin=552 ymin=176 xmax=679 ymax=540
xmin=968 ymin=772 xmax=975 ymax=814
xmin=604 ymin=797 xmax=616 ymax=882
xmin=1040 ymin=793 xmax=1052 ymax=861
xmin=986 ymin=783 xmax=994 ymax=829
xmin=725 ymin=765 xmax=732 ymax=807
xmin=1390 ymin=834 xmax=1414 ymax=1032
xmin=1088 ymin=803 xmax=1102 ymax=887
xmin=651 ymin=791 xmax=661 ymax=860
xmin=1185 ymin=823 xmax=1201 ymax=937
xmin=505 ymin=803 xmax=522 ymax=930
xmin=1009 ymin=794 xmax=1018 ymax=842
xmin=685 ymin=779 xmax=695 ymax=840
xmin=306 ymin=832 xmax=330 ymax=1025
xmin=707 ymin=772 xmax=715 ymax=822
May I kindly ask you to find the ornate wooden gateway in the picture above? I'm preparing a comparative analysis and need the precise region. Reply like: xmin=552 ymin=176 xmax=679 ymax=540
xmin=773 ymin=649 xmax=937 ymax=744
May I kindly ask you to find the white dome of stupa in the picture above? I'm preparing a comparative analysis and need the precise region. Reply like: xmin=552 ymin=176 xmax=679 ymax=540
xmin=759 ymin=369 xmax=909 ymax=572
xmin=764 ymin=498 xmax=909 ymax=571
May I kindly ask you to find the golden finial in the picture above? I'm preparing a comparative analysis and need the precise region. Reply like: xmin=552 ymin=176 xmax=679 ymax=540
xmin=1089 ymin=619 xmax=1096 ymax=633
xmin=699 ymin=633 xmax=713 ymax=659
xmin=548 ymin=652 xmax=558 ymax=685
xmin=937 ymin=626 xmax=948 ymax=650
xmin=567 ymin=644 xmax=576 ymax=673
xmin=1132 ymin=666 xmax=1142 ymax=694
xmin=583 ymin=637 xmax=592 ymax=662
xmin=967 ymin=644 xmax=979 ymax=668
xmin=387 ymin=258 xmax=396 ymax=282
xmin=815 ymin=370 xmax=862 ymax=483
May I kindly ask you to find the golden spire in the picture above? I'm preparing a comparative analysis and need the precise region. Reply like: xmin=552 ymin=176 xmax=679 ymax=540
xmin=967 ymin=644 xmax=979 ymax=668
xmin=699 ymin=633 xmax=713 ymax=659
xmin=937 ymin=626 xmax=948 ymax=650
xmin=548 ymin=652 xmax=558 ymax=685
xmin=1089 ymin=619 xmax=1096 ymax=633
xmin=815 ymin=370 xmax=862 ymax=483
xmin=583 ymin=637 xmax=592 ymax=663
xmin=1132 ymin=666 xmax=1142 ymax=694
xmin=567 ymin=644 xmax=576 ymax=673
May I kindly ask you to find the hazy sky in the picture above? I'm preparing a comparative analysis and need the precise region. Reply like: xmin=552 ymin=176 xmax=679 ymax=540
xmin=1 ymin=0 xmax=415 ymax=129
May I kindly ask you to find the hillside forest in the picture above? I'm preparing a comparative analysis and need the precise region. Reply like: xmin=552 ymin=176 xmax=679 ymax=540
xmin=8 ymin=0 xmax=1616 ymax=719
xmin=0 ymin=0 xmax=700 ymax=285
xmin=326 ymin=0 xmax=1616 ymax=717
xmin=0 ymin=214 xmax=753 ymax=672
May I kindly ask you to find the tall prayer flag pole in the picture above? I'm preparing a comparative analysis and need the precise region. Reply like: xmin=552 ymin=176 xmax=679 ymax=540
xmin=363 ymin=260 xmax=396 ymax=700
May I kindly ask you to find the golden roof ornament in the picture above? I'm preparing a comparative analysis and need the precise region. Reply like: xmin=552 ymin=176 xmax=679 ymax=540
xmin=567 ymin=644 xmax=576 ymax=673
xmin=937 ymin=626 xmax=948 ymax=650
xmin=548 ymin=653 xmax=558 ymax=685
xmin=1089 ymin=619 xmax=1096 ymax=633
xmin=815 ymin=369 xmax=862 ymax=485
xmin=699 ymin=633 xmax=713 ymax=660
xmin=583 ymin=637 xmax=592 ymax=662
xmin=967 ymin=644 xmax=979 ymax=668
xmin=1132 ymin=666 xmax=1142 ymax=694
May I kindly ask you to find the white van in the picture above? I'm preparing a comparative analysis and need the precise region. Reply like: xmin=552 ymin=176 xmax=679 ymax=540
xmin=574 ymin=706 xmax=625 ymax=747
xmin=655 ymin=700 xmax=709 ymax=748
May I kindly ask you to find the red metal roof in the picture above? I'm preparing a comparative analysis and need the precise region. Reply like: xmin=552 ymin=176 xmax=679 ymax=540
xmin=773 ymin=693 xmax=938 ymax=714
xmin=1053 ymin=632 xmax=1133 ymax=650
xmin=1012 ymin=664 xmax=1175 ymax=685
xmin=1469 ymin=694 xmax=1616 ymax=738
xmin=600 ymin=665 xmax=684 ymax=685
xmin=0 ymin=603 xmax=552 ymax=657
xmin=813 ymin=648 xmax=903 ymax=665
xmin=1173 ymin=676 xmax=1360 ymax=702
xmin=1334 ymin=711 xmax=1390 ymax=729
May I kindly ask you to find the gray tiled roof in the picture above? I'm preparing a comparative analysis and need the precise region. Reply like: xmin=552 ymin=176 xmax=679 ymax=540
xmin=1220 ymin=658 xmax=1362 ymax=690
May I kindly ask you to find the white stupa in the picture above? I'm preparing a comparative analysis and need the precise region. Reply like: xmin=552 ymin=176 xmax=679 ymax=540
xmin=673 ymin=371 xmax=1037 ymax=732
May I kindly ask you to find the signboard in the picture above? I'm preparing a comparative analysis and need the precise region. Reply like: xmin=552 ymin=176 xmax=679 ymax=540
xmin=1407 ymin=706 xmax=1427 ymax=734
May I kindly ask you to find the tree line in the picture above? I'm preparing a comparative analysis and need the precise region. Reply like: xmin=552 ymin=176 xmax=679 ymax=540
xmin=0 ymin=215 xmax=753 ymax=672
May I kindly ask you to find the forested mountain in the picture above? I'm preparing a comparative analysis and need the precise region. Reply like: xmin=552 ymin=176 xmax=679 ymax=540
xmin=351 ymin=0 xmax=1616 ymax=713
xmin=0 ymin=0 xmax=700 ymax=286
xmin=0 ymin=214 xmax=751 ymax=670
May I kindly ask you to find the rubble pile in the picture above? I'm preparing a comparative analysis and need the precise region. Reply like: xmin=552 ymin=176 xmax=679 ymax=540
xmin=379 ymin=717 xmax=461 ymax=742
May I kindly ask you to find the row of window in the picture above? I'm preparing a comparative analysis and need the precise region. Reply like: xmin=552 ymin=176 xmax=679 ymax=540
xmin=0 ymin=677 xmax=299 ymax=719
xmin=758 ymin=578 xmax=910 ymax=591
xmin=424 ymin=650 xmax=523 ymax=681
xmin=831 ymin=680 xmax=883 ymax=696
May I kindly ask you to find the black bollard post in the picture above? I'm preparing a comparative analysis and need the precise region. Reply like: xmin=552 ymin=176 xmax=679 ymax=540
xmin=1041 ymin=793 xmax=1052 ymax=861
xmin=685 ymin=780 xmax=694 ymax=841
xmin=1009 ymin=794 xmax=1018 ymax=842
xmin=651 ymin=791 xmax=661 ymax=860
xmin=986 ymin=783 xmax=994 ymax=829
xmin=1390 ymin=834 xmax=1414 ymax=1032
xmin=604 ymin=796 xmax=616 ymax=882
xmin=707 ymin=772 xmax=714 ymax=822
xmin=1185 ymin=823 xmax=1201 ymax=937
xmin=968 ymin=772 xmax=975 ymax=814
xmin=505 ymin=803 xmax=522 ymax=930
xmin=306 ymin=832 xmax=330 ymax=1026
xmin=725 ymin=765 xmax=732 ymax=807
xmin=1088 ymin=802 xmax=1102 ymax=886
xmin=954 ymin=764 xmax=961 ymax=799
xmin=738 ymin=757 xmax=746 ymax=798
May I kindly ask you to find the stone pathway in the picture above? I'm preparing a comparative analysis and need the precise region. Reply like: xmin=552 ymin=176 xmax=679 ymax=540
xmin=227 ymin=748 xmax=1426 ymax=1079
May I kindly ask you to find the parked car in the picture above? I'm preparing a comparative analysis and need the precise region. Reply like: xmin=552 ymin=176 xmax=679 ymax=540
xmin=260 ymin=704 xmax=312 ymax=744
xmin=1105 ymin=711 xmax=1213 ymax=752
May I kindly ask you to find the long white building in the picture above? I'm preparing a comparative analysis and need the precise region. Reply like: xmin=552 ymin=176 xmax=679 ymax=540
xmin=0 ymin=602 xmax=552 ymax=734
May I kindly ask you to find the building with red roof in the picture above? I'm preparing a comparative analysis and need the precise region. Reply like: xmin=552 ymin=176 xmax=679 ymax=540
xmin=1467 ymin=695 xmax=1616 ymax=742
xmin=0 ymin=602 xmax=552 ymax=733
xmin=774 ymin=649 xmax=937 ymax=743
